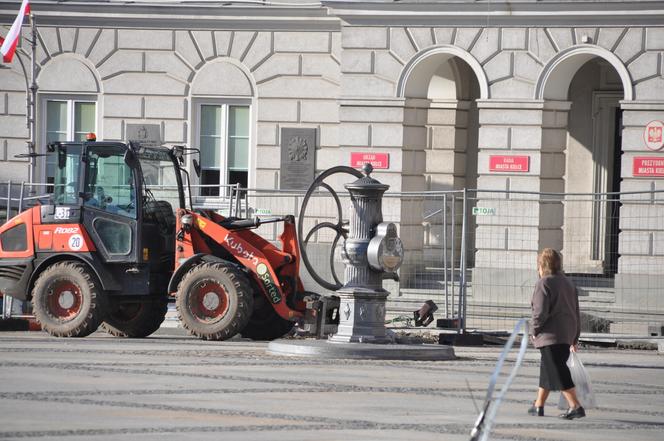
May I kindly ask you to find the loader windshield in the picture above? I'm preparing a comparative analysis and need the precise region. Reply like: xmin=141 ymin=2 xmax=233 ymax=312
xmin=137 ymin=148 xmax=183 ymax=211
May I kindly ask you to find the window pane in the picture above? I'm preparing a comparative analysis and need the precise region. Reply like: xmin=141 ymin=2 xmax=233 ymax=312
xmin=74 ymin=102 xmax=96 ymax=141
xmin=85 ymin=147 xmax=136 ymax=218
xmin=201 ymin=105 xmax=222 ymax=136
xmin=200 ymin=136 xmax=221 ymax=168
xmin=201 ymin=169 xmax=220 ymax=196
xmin=229 ymin=106 xmax=249 ymax=137
xmin=228 ymin=137 xmax=248 ymax=170
xmin=46 ymin=101 xmax=67 ymax=143
xmin=200 ymin=105 xmax=222 ymax=168
xmin=46 ymin=101 xmax=68 ymax=183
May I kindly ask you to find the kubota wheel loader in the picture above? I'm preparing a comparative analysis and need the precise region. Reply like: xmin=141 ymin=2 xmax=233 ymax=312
xmin=0 ymin=139 xmax=335 ymax=340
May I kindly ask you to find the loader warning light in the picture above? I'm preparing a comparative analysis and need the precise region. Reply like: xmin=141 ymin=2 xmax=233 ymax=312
xmin=86 ymin=132 xmax=97 ymax=141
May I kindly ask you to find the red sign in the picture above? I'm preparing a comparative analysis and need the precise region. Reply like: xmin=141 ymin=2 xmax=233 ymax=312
xmin=489 ymin=155 xmax=530 ymax=172
xmin=644 ymin=120 xmax=664 ymax=151
xmin=351 ymin=152 xmax=389 ymax=169
xmin=633 ymin=156 xmax=664 ymax=177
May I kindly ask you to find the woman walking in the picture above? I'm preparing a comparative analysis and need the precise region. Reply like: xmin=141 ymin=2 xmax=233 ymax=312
xmin=529 ymin=248 xmax=586 ymax=419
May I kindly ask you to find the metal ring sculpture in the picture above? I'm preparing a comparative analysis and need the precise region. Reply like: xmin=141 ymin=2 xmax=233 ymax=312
xmin=298 ymin=166 xmax=364 ymax=291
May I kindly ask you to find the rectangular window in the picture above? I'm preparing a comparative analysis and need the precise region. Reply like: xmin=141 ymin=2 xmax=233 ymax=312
xmin=44 ymin=98 xmax=96 ymax=185
xmin=197 ymin=103 xmax=250 ymax=196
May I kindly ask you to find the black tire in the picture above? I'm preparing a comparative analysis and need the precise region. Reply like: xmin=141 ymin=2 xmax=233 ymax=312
xmin=31 ymin=261 xmax=107 ymax=337
xmin=240 ymin=293 xmax=294 ymax=341
xmin=101 ymin=298 xmax=168 ymax=338
xmin=176 ymin=262 xmax=254 ymax=341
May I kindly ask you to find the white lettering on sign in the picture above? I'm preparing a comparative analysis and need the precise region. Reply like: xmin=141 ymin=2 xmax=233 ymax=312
xmin=54 ymin=227 xmax=80 ymax=234
xmin=472 ymin=207 xmax=497 ymax=216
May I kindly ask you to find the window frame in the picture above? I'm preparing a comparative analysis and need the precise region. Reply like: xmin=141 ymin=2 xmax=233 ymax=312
xmin=40 ymin=94 xmax=98 ymax=184
xmin=193 ymin=98 xmax=251 ymax=196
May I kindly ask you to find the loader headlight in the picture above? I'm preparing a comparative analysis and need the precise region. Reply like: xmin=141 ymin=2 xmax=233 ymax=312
xmin=180 ymin=214 xmax=193 ymax=231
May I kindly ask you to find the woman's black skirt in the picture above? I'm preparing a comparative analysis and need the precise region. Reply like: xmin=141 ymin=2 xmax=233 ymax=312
xmin=539 ymin=344 xmax=575 ymax=391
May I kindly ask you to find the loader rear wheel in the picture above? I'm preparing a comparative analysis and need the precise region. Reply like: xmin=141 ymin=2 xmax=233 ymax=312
xmin=31 ymin=261 xmax=106 ymax=337
xmin=101 ymin=298 xmax=168 ymax=338
xmin=176 ymin=262 xmax=253 ymax=341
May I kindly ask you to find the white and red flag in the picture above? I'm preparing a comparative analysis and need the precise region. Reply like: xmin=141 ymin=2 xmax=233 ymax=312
xmin=0 ymin=0 xmax=31 ymax=63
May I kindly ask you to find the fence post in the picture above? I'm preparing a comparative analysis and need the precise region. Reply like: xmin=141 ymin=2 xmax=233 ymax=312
xmin=18 ymin=181 xmax=25 ymax=213
xmin=450 ymin=194 xmax=456 ymax=320
xmin=443 ymin=193 xmax=449 ymax=318
xmin=459 ymin=188 xmax=468 ymax=333
xmin=6 ymin=180 xmax=11 ymax=222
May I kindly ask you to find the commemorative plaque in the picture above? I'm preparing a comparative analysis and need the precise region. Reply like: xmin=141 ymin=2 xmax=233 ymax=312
xmin=280 ymin=128 xmax=316 ymax=190
xmin=126 ymin=124 xmax=162 ymax=148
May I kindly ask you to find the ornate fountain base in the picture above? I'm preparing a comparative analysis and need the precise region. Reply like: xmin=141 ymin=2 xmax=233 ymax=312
xmin=267 ymin=339 xmax=456 ymax=361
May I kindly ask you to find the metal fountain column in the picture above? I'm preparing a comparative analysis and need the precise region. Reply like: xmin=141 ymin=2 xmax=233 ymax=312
xmin=330 ymin=164 xmax=392 ymax=343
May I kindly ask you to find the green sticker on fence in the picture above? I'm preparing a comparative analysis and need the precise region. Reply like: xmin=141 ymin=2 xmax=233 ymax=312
xmin=473 ymin=207 xmax=496 ymax=216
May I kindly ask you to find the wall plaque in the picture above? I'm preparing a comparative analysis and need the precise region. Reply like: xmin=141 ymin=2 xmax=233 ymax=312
xmin=126 ymin=124 xmax=162 ymax=148
xmin=280 ymin=128 xmax=316 ymax=190
xmin=644 ymin=120 xmax=664 ymax=151
xmin=350 ymin=152 xmax=389 ymax=169
xmin=489 ymin=155 xmax=530 ymax=172
xmin=633 ymin=156 xmax=664 ymax=177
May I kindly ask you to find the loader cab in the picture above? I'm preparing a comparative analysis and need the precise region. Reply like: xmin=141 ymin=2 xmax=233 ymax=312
xmin=48 ymin=140 xmax=185 ymax=292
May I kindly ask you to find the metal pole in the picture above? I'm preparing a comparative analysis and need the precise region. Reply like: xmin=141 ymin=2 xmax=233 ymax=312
xmin=28 ymin=14 xmax=38 ymax=188
xmin=459 ymin=188 xmax=468 ymax=333
xmin=450 ymin=194 xmax=456 ymax=320
xmin=18 ymin=181 xmax=25 ymax=213
xmin=6 ymin=181 xmax=11 ymax=222
xmin=443 ymin=193 xmax=449 ymax=318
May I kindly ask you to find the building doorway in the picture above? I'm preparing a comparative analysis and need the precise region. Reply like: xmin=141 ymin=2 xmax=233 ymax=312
xmin=564 ymin=60 xmax=624 ymax=275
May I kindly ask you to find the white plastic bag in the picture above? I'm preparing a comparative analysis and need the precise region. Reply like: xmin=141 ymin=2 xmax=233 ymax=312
xmin=557 ymin=351 xmax=597 ymax=409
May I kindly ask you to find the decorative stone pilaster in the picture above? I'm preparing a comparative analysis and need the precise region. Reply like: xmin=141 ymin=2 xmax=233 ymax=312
xmin=613 ymin=101 xmax=664 ymax=318
xmin=472 ymin=100 xmax=569 ymax=304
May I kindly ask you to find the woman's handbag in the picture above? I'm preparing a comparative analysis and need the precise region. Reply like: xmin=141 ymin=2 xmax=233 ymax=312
xmin=558 ymin=351 xmax=597 ymax=409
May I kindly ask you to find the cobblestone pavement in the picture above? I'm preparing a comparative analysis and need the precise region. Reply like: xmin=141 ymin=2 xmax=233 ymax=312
xmin=0 ymin=331 xmax=663 ymax=441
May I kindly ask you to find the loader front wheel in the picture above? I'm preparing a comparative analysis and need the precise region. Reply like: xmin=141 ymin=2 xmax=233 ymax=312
xmin=176 ymin=262 xmax=253 ymax=341
xmin=102 ymin=298 xmax=168 ymax=338
xmin=241 ymin=294 xmax=294 ymax=341
xmin=31 ymin=261 xmax=107 ymax=337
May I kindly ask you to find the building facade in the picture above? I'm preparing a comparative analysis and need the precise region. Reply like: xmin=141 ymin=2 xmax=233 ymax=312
xmin=2 ymin=0 xmax=663 ymax=329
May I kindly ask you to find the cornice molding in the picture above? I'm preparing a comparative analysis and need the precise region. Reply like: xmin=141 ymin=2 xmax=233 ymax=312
xmin=0 ymin=2 xmax=339 ymax=31
xmin=322 ymin=1 xmax=664 ymax=27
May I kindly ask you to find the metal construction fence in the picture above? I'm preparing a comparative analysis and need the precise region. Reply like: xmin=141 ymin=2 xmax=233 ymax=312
xmin=2 ymin=180 xmax=664 ymax=338
xmin=243 ymin=186 xmax=664 ymax=338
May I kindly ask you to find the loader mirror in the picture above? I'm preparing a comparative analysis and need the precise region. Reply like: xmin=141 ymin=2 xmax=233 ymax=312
xmin=192 ymin=158 xmax=201 ymax=178
xmin=123 ymin=148 xmax=138 ymax=168
xmin=57 ymin=146 xmax=67 ymax=169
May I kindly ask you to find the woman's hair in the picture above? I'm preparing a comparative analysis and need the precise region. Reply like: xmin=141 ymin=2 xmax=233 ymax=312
xmin=538 ymin=248 xmax=562 ymax=276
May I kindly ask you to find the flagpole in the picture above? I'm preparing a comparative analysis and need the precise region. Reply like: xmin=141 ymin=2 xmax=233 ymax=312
xmin=28 ymin=12 xmax=37 ymax=190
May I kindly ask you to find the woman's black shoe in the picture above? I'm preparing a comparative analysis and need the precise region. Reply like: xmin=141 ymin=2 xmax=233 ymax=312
xmin=559 ymin=406 xmax=586 ymax=420
xmin=527 ymin=403 xmax=544 ymax=416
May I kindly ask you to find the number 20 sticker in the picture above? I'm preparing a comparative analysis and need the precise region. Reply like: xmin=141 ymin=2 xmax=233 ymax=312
xmin=68 ymin=234 xmax=83 ymax=251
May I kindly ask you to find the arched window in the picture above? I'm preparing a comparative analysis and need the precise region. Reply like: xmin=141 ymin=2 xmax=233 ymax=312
xmin=191 ymin=60 xmax=254 ymax=195
xmin=38 ymin=56 xmax=100 ymax=186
